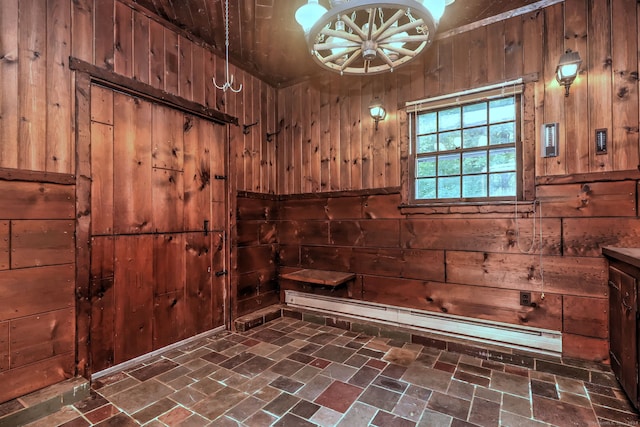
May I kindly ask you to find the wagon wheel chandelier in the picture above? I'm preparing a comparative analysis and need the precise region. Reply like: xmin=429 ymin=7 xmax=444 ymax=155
xmin=295 ymin=0 xmax=455 ymax=76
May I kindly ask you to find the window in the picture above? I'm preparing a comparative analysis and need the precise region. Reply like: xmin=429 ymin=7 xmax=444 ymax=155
xmin=409 ymin=84 xmax=522 ymax=203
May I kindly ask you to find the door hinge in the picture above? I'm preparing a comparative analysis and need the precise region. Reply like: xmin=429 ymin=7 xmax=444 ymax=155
xmin=214 ymin=175 xmax=227 ymax=180
xmin=215 ymin=270 xmax=228 ymax=277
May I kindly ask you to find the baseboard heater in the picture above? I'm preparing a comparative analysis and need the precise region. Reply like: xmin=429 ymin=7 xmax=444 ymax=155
xmin=285 ymin=291 xmax=562 ymax=356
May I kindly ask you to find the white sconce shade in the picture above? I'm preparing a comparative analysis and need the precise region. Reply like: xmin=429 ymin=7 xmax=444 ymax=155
xmin=369 ymin=99 xmax=386 ymax=130
xmin=555 ymin=49 xmax=582 ymax=97
xmin=295 ymin=0 xmax=328 ymax=33
xmin=421 ymin=0 xmax=446 ymax=22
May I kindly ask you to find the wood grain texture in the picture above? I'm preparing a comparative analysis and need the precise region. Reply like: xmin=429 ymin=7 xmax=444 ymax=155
xmin=0 ymin=322 xmax=8 ymax=371
xmin=563 ymin=218 xmax=640 ymax=257
xmin=10 ymin=308 xmax=74 ymax=369
xmin=0 ymin=265 xmax=74 ymax=322
xmin=114 ymin=1 xmax=134 ymax=78
xmin=536 ymin=181 xmax=637 ymax=217
xmin=0 ymin=353 xmax=74 ymax=404
xmin=562 ymin=333 xmax=609 ymax=363
xmin=0 ymin=222 xmax=8 ymax=271
xmin=185 ymin=233 xmax=213 ymax=334
xmin=89 ymin=236 xmax=115 ymax=372
xmin=0 ymin=0 xmax=19 ymax=170
xmin=90 ymin=122 xmax=114 ymax=235
xmin=563 ymin=295 xmax=608 ymax=339
xmin=10 ymin=220 xmax=75 ymax=268
xmin=0 ymin=181 xmax=74 ymax=220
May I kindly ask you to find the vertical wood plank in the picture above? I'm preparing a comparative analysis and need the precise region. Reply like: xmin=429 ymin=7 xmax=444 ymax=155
xmin=292 ymin=84 xmax=302 ymax=193
xmin=439 ymin=38 xmax=454 ymax=94
xmin=370 ymin=77 xmax=384 ymax=189
xmin=588 ymin=0 xmax=613 ymax=172
xmin=164 ymin=29 xmax=179 ymax=94
xmin=89 ymin=236 xmax=115 ymax=372
xmin=350 ymin=81 xmax=362 ymax=190
xmin=18 ymin=0 xmax=47 ymax=171
xmin=0 ymin=321 xmax=8 ymax=371
xmin=178 ymin=36 xmax=193 ymax=101
xmin=149 ymin=19 xmax=165 ymax=90
xmin=71 ymin=0 xmax=93 ymax=63
xmin=339 ymin=79 xmax=351 ymax=190
xmin=259 ymin=79 xmax=268 ymax=193
xmin=320 ymin=78 xmax=331 ymax=191
xmin=204 ymin=50 xmax=216 ymax=109
xmin=132 ymin=10 xmax=150 ymax=84
xmin=278 ymin=87 xmax=289 ymax=194
xmin=486 ymin=21 xmax=505 ymax=83
xmin=0 ymin=0 xmax=19 ymax=169
xmin=504 ymin=16 xmax=524 ymax=80
xmin=114 ymin=235 xmax=153 ymax=363
xmin=385 ymin=72 xmax=399 ymax=187
xmin=252 ymin=76 xmax=261 ymax=192
xmin=151 ymin=104 xmax=184 ymax=171
xmin=611 ymin=0 xmax=639 ymax=170
xmin=185 ymin=233 xmax=212 ymax=334
xmin=94 ymin=0 xmax=115 ymax=70
xmin=423 ymin=48 xmax=439 ymax=98
xmin=46 ymin=0 xmax=72 ymax=174
xmin=360 ymin=77 xmax=374 ymax=190
xmin=452 ymin=31 xmax=471 ymax=91
xmin=469 ymin=27 xmax=488 ymax=88
xmin=310 ymin=83 xmax=321 ymax=192
xmin=113 ymin=93 xmax=153 ymax=234
xmin=564 ymin=0 xmax=590 ymax=174
xmin=90 ymin=122 xmax=114 ymax=236
xmin=114 ymin=1 xmax=133 ymax=78
xmin=153 ymin=234 xmax=186 ymax=348
xmin=191 ymin=44 xmax=206 ymax=106
xmin=268 ymin=84 xmax=277 ymax=193
xmin=183 ymin=115 xmax=211 ymax=232
xmin=302 ymin=83 xmax=312 ymax=192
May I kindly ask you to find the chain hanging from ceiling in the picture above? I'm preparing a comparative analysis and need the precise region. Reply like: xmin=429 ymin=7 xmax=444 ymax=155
xmin=213 ymin=0 xmax=242 ymax=92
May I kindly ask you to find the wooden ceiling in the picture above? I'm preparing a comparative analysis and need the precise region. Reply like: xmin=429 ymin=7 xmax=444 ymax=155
xmin=131 ymin=0 xmax=540 ymax=86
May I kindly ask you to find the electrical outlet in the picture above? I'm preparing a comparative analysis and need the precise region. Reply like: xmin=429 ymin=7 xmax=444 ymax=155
xmin=520 ymin=291 xmax=531 ymax=306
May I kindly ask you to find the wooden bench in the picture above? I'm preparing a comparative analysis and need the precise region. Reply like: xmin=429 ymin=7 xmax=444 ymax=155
xmin=279 ymin=269 xmax=356 ymax=300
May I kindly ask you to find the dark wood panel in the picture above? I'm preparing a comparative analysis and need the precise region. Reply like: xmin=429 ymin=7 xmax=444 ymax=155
xmin=113 ymin=92 xmax=153 ymax=234
xmin=279 ymin=221 xmax=329 ymax=246
xmin=325 ymin=196 xmax=363 ymax=220
xmin=0 ymin=321 xmax=8 ymax=372
xmin=278 ymin=245 xmax=300 ymax=268
xmin=238 ymin=268 xmax=277 ymax=299
xmin=184 ymin=233 xmax=213 ymax=335
xmin=446 ymin=251 xmax=608 ymax=298
xmin=210 ymin=231 xmax=226 ymax=328
xmin=237 ymin=245 xmax=276 ymax=274
xmin=10 ymin=308 xmax=74 ymax=369
xmin=236 ymin=291 xmax=279 ymax=317
xmin=362 ymin=275 xmax=561 ymax=330
xmin=0 ymin=221 xmax=8 ymax=271
xmin=0 ymin=181 xmax=74 ymax=220
xmin=154 ymin=290 xmax=186 ymax=349
xmin=237 ymin=196 xmax=278 ymax=221
xmin=279 ymin=199 xmax=328 ymax=220
xmin=0 ymin=0 xmax=19 ymax=170
xmin=563 ymin=295 xmax=608 ymax=339
xmin=0 ymin=265 xmax=74 ymax=322
xmin=89 ymin=236 xmax=115 ymax=373
xmin=0 ymin=353 xmax=74 ymax=404
xmin=10 ymin=220 xmax=75 ymax=268
xmin=90 ymin=121 xmax=114 ymax=235
xmin=183 ymin=115 xmax=211 ymax=232
xmin=351 ymin=248 xmax=445 ymax=282
xmin=236 ymin=221 xmax=260 ymax=247
xmin=152 ymin=168 xmax=184 ymax=233
xmin=330 ymin=220 xmax=400 ymax=248
xmin=562 ymin=333 xmax=609 ymax=363
xmin=154 ymin=234 xmax=185 ymax=295
xmin=152 ymin=104 xmax=184 ymax=171
xmin=113 ymin=235 xmax=153 ymax=364
xmin=259 ymin=222 xmax=277 ymax=245
xmin=401 ymin=218 xmax=562 ymax=255
xmin=536 ymin=181 xmax=637 ymax=217
xmin=301 ymin=246 xmax=352 ymax=272
xmin=563 ymin=218 xmax=640 ymax=257
xmin=363 ymin=194 xmax=403 ymax=219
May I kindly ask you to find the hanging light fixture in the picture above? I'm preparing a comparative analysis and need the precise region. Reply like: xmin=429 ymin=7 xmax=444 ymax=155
xmin=555 ymin=49 xmax=582 ymax=97
xmin=295 ymin=0 xmax=455 ymax=76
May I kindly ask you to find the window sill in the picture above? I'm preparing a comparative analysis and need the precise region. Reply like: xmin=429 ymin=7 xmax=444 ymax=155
xmin=399 ymin=200 xmax=535 ymax=216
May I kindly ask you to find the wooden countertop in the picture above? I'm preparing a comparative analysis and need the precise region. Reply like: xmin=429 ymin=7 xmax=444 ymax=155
xmin=280 ymin=269 xmax=355 ymax=287
xmin=603 ymin=247 xmax=640 ymax=269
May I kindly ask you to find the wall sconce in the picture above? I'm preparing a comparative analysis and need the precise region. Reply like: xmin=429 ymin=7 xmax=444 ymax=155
xmin=556 ymin=49 xmax=582 ymax=97
xmin=369 ymin=99 xmax=386 ymax=131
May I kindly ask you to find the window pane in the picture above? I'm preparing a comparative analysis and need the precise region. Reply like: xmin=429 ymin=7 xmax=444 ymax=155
xmin=438 ymin=177 xmax=460 ymax=198
xmin=463 ymin=151 xmax=487 ymax=174
xmin=489 ymin=122 xmax=515 ymax=145
xmin=417 ymin=112 xmax=437 ymax=134
xmin=417 ymin=134 xmax=437 ymax=153
xmin=438 ymin=153 xmax=460 ymax=176
xmin=463 ymin=175 xmax=487 ymax=198
xmin=438 ymin=107 xmax=461 ymax=131
xmin=463 ymin=127 xmax=488 ymax=148
xmin=489 ymin=147 xmax=516 ymax=172
xmin=489 ymin=172 xmax=516 ymax=197
xmin=439 ymin=130 xmax=462 ymax=151
xmin=417 ymin=157 xmax=436 ymax=177
xmin=463 ymin=102 xmax=487 ymax=127
xmin=489 ymin=97 xmax=515 ymax=123
xmin=416 ymin=178 xmax=436 ymax=199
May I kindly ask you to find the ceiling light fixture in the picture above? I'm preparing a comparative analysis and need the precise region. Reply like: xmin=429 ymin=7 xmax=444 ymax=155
xmin=295 ymin=0 xmax=455 ymax=76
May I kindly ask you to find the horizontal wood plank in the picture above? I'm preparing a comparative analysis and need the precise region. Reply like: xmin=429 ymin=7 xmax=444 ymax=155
xmin=10 ymin=220 xmax=75 ymax=268
xmin=0 ymin=181 xmax=74 ymax=220
xmin=10 ymin=308 xmax=74 ymax=369
xmin=325 ymin=196 xmax=364 ymax=220
xmin=563 ymin=296 xmax=608 ymax=339
xmin=330 ymin=220 xmax=400 ymax=248
xmin=0 ymin=352 xmax=74 ymax=404
xmin=363 ymin=193 xmax=403 ymax=219
xmin=237 ymin=245 xmax=276 ymax=273
xmin=562 ymin=333 xmax=609 ymax=363
xmin=0 ymin=265 xmax=74 ymax=321
xmin=0 ymin=168 xmax=75 ymax=185
xmin=237 ymin=196 xmax=278 ymax=221
xmin=350 ymin=248 xmax=446 ymax=282
xmin=537 ymin=181 xmax=636 ymax=217
xmin=279 ymin=221 xmax=329 ymax=246
xmin=301 ymin=246 xmax=353 ymax=272
xmin=564 ymin=218 xmax=640 ymax=257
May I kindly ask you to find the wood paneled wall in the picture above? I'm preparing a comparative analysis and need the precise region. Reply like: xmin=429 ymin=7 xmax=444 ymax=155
xmin=276 ymin=0 xmax=640 ymax=193
xmin=235 ymin=194 xmax=279 ymax=316
xmin=0 ymin=173 xmax=76 ymax=403
xmin=0 ymin=0 xmax=276 ymax=192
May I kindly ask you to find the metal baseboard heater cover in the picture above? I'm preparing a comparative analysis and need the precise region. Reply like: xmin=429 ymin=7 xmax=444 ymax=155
xmin=285 ymin=291 xmax=562 ymax=356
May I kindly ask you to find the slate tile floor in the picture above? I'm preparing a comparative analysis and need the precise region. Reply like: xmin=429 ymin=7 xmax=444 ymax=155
xmin=22 ymin=317 xmax=639 ymax=426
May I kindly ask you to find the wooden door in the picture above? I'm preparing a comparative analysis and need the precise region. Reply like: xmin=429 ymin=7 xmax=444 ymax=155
xmin=609 ymin=266 xmax=638 ymax=405
xmin=88 ymin=85 xmax=228 ymax=372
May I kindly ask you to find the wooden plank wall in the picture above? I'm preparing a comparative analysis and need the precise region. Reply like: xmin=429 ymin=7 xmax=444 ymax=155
xmin=0 ymin=173 xmax=76 ymax=403
xmin=276 ymin=0 xmax=640 ymax=193
xmin=235 ymin=194 xmax=279 ymax=316
xmin=0 ymin=0 xmax=276 ymax=192
xmin=273 ymin=1 xmax=640 ymax=362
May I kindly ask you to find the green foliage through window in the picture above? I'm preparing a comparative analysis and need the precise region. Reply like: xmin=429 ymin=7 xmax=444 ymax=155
xmin=413 ymin=96 xmax=517 ymax=201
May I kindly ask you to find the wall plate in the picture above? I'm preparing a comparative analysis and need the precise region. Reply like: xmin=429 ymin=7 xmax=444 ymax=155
xmin=541 ymin=123 xmax=559 ymax=158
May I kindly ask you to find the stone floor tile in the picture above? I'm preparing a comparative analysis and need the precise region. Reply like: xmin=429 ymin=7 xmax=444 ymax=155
xmin=254 ymin=385 xmax=283 ymax=403
xmin=531 ymin=379 xmax=559 ymax=400
xmin=558 ymin=390 xmax=592 ymax=408
xmin=315 ymin=381 xmax=363 ymax=413
xmin=402 ymin=365 xmax=452 ymax=393
xmin=296 ymin=375 xmax=334 ymax=401
xmin=192 ymin=388 xmax=246 ymax=420
xmin=371 ymin=410 xmax=416 ymax=427
xmin=308 ymin=332 xmax=338 ymax=345
xmin=468 ymin=397 xmax=500 ymax=427
xmin=95 ymin=377 xmax=140 ymax=398
xmin=393 ymin=394 xmax=427 ymax=422
xmin=500 ymin=410 xmax=549 ymax=427
xmin=108 ymin=379 xmax=173 ymax=414
xmin=263 ymin=392 xmax=300 ymax=417
xmin=322 ymin=363 xmax=357 ymax=382
xmin=156 ymin=366 xmax=191 ymax=384
xmin=270 ymin=376 xmax=305 ymax=394
xmin=288 ymin=352 xmax=316 ymax=365
xmin=74 ymin=391 xmax=110 ymax=414
xmin=291 ymin=365 xmax=322 ymax=384
xmin=426 ymin=391 xmax=471 ymax=420
xmin=372 ymin=375 xmax=408 ymax=394
xmin=592 ymin=404 xmax=640 ymax=425
xmin=406 ymin=384 xmax=433 ymax=402
xmin=129 ymin=360 xmax=179 ymax=382
xmin=169 ymin=386 xmax=207 ymax=407
xmin=130 ymin=397 xmax=175 ymax=423
xmin=344 ymin=354 xmax=368 ymax=368
xmin=365 ymin=359 xmax=388 ymax=370
xmin=59 ymin=417 xmax=91 ymax=427
xmin=357 ymin=385 xmax=401 ymax=412
xmin=590 ymin=392 xmax=637 ymax=414
xmin=244 ymin=410 xmax=277 ymax=426
xmin=416 ymin=408 xmax=453 ymax=427
xmin=381 ymin=363 xmax=408 ymax=380
xmin=273 ymin=413 xmax=317 ymax=426
xmin=224 ymin=395 xmax=265 ymax=422
xmin=291 ymin=400 xmax=320 ymax=420
xmin=435 ymin=361 xmax=457 ymax=374
xmin=474 ymin=386 xmax=501 ymax=404
xmin=490 ymin=371 xmax=530 ymax=397
xmin=270 ymin=359 xmax=306 ymax=377
xmin=447 ymin=379 xmax=475 ymax=401
xmin=310 ymin=358 xmax=331 ymax=370
xmin=23 ymin=406 xmax=81 ymax=427
xmin=502 ymin=393 xmax=532 ymax=418
xmin=190 ymin=377 xmax=225 ymax=395
xmin=158 ymin=406 xmax=193 ymax=425
xmin=313 ymin=345 xmax=356 ymax=364
xmin=310 ymin=406 xmax=343 ymax=427
xmin=175 ymin=413 xmax=210 ymax=427
xmin=335 ymin=401 xmax=377 ymax=427
xmin=94 ymin=412 xmax=138 ymax=426
xmin=84 ymin=403 xmax=120 ymax=424
xmin=166 ymin=375 xmax=197 ymax=390
xmin=555 ymin=377 xmax=587 ymax=396
xmin=532 ymin=394 xmax=599 ymax=426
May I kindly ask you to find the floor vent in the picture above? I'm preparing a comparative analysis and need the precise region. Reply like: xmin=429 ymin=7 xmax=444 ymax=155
xmin=285 ymin=291 xmax=562 ymax=356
